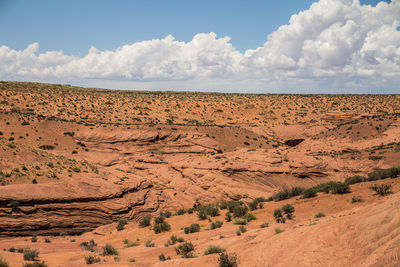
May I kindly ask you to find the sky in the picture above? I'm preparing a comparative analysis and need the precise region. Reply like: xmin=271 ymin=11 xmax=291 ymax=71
xmin=0 ymin=0 xmax=399 ymax=93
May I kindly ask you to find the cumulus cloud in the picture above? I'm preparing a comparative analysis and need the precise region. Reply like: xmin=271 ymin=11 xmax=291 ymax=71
xmin=0 ymin=0 xmax=399 ymax=93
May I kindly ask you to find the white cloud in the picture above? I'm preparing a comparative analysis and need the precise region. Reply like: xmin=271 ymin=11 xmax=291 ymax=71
xmin=0 ymin=0 xmax=399 ymax=93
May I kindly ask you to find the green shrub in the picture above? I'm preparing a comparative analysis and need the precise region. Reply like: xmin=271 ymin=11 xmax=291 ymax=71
xmin=368 ymin=167 xmax=400 ymax=181
xmin=154 ymin=221 xmax=171 ymax=233
xmin=218 ymin=252 xmax=238 ymax=267
xmin=210 ymin=221 xmax=223 ymax=230
xmin=80 ymin=239 xmax=97 ymax=252
xmin=273 ymin=209 xmax=285 ymax=223
xmin=225 ymin=212 xmax=232 ymax=222
xmin=239 ymin=225 xmax=247 ymax=233
xmin=314 ymin=212 xmax=326 ymax=218
xmin=244 ymin=212 xmax=256 ymax=222
xmin=233 ymin=218 xmax=247 ymax=225
xmin=116 ymin=218 xmax=128 ymax=231
xmin=102 ymin=244 xmax=118 ymax=255
xmin=160 ymin=211 xmax=172 ymax=218
xmin=204 ymin=245 xmax=226 ymax=255
xmin=233 ymin=205 xmax=248 ymax=218
xmin=302 ymin=188 xmax=317 ymax=198
xmin=175 ymin=241 xmax=196 ymax=258
xmin=197 ymin=204 xmax=220 ymax=219
xmin=84 ymin=255 xmax=100 ymax=264
xmin=350 ymin=196 xmax=363 ymax=203
xmin=260 ymin=222 xmax=269 ymax=228
xmin=23 ymin=249 xmax=39 ymax=261
xmin=345 ymin=175 xmax=366 ymax=185
xmin=176 ymin=209 xmax=186 ymax=215
xmin=31 ymin=234 xmax=37 ymax=242
xmin=219 ymin=201 xmax=228 ymax=210
xmin=282 ymin=204 xmax=294 ymax=219
xmin=168 ymin=235 xmax=184 ymax=245
xmin=22 ymin=262 xmax=48 ymax=267
xmin=275 ymin=228 xmax=285 ymax=234
xmin=184 ymin=223 xmax=200 ymax=234
xmin=0 ymin=258 xmax=9 ymax=267
xmin=370 ymin=184 xmax=392 ymax=196
xmin=123 ymin=239 xmax=139 ymax=248
xmin=159 ymin=253 xmax=171 ymax=261
xmin=331 ymin=182 xmax=350 ymax=194
xmin=139 ymin=214 xmax=151 ymax=227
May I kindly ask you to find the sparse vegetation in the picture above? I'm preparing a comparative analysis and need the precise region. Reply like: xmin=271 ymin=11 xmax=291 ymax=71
xmin=23 ymin=248 xmax=39 ymax=261
xmin=175 ymin=241 xmax=196 ymax=258
xmin=370 ymin=184 xmax=392 ymax=196
xmin=218 ymin=252 xmax=238 ymax=267
xmin=204 ymin=245 xmax=226 ymax=255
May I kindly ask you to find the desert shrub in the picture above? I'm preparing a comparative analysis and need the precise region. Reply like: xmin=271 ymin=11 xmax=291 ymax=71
xmin=154 ymin=221 xmax=171 ymax=234
xmin=236 ymin=230 xmax=241 ymax=236
xmin=184 ymin=223 xmax=200 ymax=234
xmin=160 ymin=210 xmax=172 ymax=218
xmin=351 ymin=196 xmax=363 ymax=203
xmin=175 ymin=241 xmax=196 ymax=258
xmin=218 ymin=252 xmax=238 ymax=267
xmin=23 ymin=249 xmax=39 ymax=261
xmin=84 ymin=255 xmax=100 ymax=264
xmin=63 ymin=131 xmax=75 ymax=137
xmin=271 ymin=190 xmax=289 ymax=201
xmin=176 ymin=209 xmax=186 ymax=215
xmin=368 ymin=167 xmax=400 ymax=181
xmin=204 ymin=245 xmax=226 ymax=255
xmin=233 ymin=205 xmax=248 ymax=218
xmin=39 ymin=145 xmax=54 ymax=150
xmin=219 ymin=201 xmax=228 ymax=210
xmin=139 ymin=214 xmax=151 ymax=227
xmin=197 ymin=204 xmax=219 ymax=219
xmin=102 ymin=244 xmax=118 ymax=255
xmin=197 ymin=209 xmax=207 ymax=220
xmin=282 ymin=204 xmax=294 ymax=219
xmin=225 ymin=212 xmax=232 ymax=222
xmin=123 ymin=239 xmax=139 ymax=248
xmin=289 ymin=187 xmax=305 ymax=196
xmin=22 ymin=262 xmax=48 ymax=267
xmin=248 ymin=200 xmax=258 ymax=211
xmin=233 ymin=218 xmax=247 ymax=225
xmin=31 ymin=234 xmax=37 ymax=242
xmin=302 ymin=188 xmax=317 ymax=198
xmin=270 ymin=187 xmax=304 ymax=201
xmin=159 ymin=253 xmax=171 ymax=261
xmin=8 ymin=247 xmax=15 ymax=252
xmin=227 ymin=201 xmax=241 ymax=213
xmin=0 ymin=258 xmax=8 ymax=267
xmin=315 ymin=181 xmax=340 ymax=193
xmin=273 ymin=209 xmax=286 ymax=223
xmin=210 ymin=220 xmax=223 ymax=230
xmin=116 ymin=218 xmax=128 ymax=231
xmin=260 ymin=222 xmax=269 ymax=228
xmin=244 ymin=212 xmax=256 ymax=222
xmin=314 ymin=212 xmax=326 ymax=218
xmin=168 ymin=235 xmax=184 ymax=245
xmin=145 ymin=240 xmax=155 ymax=247
xmin=238 ymin=225 xmax=247 ymax=233
xmin=370 ymin=184 xmax=392 ymax=196
xmin=80 ymin=239 xmax=97 ymax=252
xmin=345 ymin=175 xmax=366 ymax=185
xmin=331 ymin=182 xmax=350 ymax=194
xmin=275 ymin=228 xmax=285 ymax=234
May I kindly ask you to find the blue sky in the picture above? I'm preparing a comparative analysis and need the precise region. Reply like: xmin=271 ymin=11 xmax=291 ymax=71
xmin=0 ymin=0 xmax=398 ymax=93
xmin=0 ymin=0 xmax=388 ymax=54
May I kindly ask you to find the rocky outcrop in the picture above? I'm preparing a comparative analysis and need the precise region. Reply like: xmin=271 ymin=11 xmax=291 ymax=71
xmin=0 ymin=178 xmax=158 ymax=236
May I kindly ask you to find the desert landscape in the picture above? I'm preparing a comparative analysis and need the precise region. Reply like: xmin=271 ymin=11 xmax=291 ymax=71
xmin=0 ymin=81 xmax=399 ymax=266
